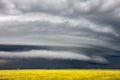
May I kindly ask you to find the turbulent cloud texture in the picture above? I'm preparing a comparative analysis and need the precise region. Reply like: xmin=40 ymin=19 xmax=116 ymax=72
xmin=0 ymin=0 xmax=120 ymax=68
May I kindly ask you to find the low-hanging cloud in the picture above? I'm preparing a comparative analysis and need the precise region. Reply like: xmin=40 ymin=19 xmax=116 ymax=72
xmin=0 ymin=50 xmax=109 ymax=64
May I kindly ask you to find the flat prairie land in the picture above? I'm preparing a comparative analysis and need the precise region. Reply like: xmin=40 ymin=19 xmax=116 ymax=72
xmin=0 ymin=69 xmax=120 ymax=80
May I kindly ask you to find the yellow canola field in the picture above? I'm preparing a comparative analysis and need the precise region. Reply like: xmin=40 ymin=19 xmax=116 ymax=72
xmin=0 ymin=69 xmax=120 ymax=80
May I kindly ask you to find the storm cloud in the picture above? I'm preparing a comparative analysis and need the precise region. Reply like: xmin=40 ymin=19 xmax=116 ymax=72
xmin=0 ymin=0 xmax=120 ymax=68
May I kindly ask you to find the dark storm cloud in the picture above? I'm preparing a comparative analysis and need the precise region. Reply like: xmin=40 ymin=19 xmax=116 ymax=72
xmin=0 ymin=0 xmax=120 ymax=68
xmin=0 ymin=44 xmax=119 ymax=64
xmin=0 ymin=45 xmax=109 ymax=64
xmin=0 ymin=44 xmax=120 ymax=69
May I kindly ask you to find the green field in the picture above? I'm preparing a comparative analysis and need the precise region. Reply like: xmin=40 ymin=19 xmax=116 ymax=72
xmin=0 ymin=69 xmax=120 ymax=80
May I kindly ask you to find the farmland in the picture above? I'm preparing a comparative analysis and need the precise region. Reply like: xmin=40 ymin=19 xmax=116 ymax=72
xmin=0 ymin=69 xmax=120 ymax=80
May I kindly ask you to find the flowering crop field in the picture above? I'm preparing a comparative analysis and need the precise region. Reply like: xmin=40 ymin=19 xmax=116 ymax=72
xmin=0 ymin=69 xmax=120 ymax=80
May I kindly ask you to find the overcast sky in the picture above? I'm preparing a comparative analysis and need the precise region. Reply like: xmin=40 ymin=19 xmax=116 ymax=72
xmin=0 ymin=0 xmax=120 ymax=68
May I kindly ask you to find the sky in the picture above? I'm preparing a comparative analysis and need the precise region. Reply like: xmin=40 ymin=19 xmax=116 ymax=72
xmin=0 ymin=0 xmax=120 ymax=69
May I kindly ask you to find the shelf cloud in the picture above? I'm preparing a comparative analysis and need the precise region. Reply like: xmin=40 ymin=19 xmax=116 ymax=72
xmin=0 ymin=50 xmax=109 ymax=64
xmin=0 ymin=0 xmax=120 ymax=68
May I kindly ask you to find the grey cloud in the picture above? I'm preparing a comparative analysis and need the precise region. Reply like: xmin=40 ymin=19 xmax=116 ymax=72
xmin=1 ymin=0 xmax=120 ymax=32
xmin=2 ymin=0 xmax=68 ymax=16
xmin=0 ymin=13 xmax=119 ymax=50
xmin=0 ymin=0 xmax=20 ymax=15
xmin=0 ymin=0 xmax=120 ymax=68
xmin=1 ymin=0 xmax=119 ymax=34
xmin=0 ymin=0 xmax=10 ymax=14
xmin=0 ymin=19 xmax=115 ymax=49
xmin=70 ymin=0 xmax=120 ymax=36
xmin=0 ymin=50 xmax=109 ymax=64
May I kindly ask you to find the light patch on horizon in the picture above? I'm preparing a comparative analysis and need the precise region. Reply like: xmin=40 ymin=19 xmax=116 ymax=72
xmin=0 ymin=59 xmax=10 ymax=66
